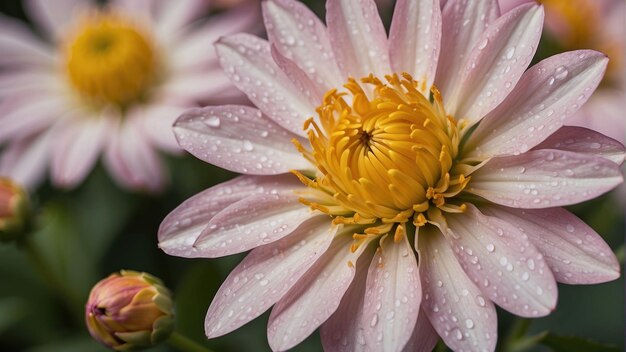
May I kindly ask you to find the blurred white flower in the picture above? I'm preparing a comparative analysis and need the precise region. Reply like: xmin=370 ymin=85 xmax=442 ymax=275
xmin=0 ymin=0 xmax=259 ymax=191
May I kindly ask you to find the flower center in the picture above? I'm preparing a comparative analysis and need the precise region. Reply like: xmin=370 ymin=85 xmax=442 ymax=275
xmin=293 ymin=74 xmax=470 ymax=246
xmin=64 ymin=12 xmax=156 ymax=108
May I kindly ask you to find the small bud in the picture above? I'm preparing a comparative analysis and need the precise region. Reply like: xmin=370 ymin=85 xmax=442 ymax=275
xmin=0 ymin=177 xmax=30 ymax=242
xmin=85 ymin=270 xmax=175 ymax=351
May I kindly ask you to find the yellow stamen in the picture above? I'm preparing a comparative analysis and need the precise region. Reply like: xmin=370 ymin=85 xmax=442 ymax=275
xmin=64 ymin=11 xmax=157 ymax=107
xmin=296 ymin=73 xmax=471 ymax=244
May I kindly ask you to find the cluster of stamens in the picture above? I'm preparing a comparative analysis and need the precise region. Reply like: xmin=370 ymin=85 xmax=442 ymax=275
xmin=293 ymin=73 xmax=470 ymax=251
xmin=63 ymin=11 xmax=158 ymax=108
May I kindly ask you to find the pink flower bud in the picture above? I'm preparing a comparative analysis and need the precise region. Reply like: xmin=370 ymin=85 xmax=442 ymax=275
xmin=85 ymin=270 xmax=174 ymax=351
xmin=0 ymin=177 xmax=30 ymax=242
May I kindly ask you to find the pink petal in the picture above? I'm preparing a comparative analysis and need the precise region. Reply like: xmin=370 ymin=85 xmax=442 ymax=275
xmin=0 ymin=94 xmax=65 ymax=144
xmin=262 ymin=0 xmax=343 ymax=91
xmin=360 ymin=235 xmax=421 ymax=352
xmin=159 ymin=67 xmax=233 ymax=105
xmin=50 ymin=114 xmax=112 ymax=189
xmin=152 ymin=0 xmax=210 ymax=39
xmin=170 ymin=4 xmax=260 ymax=72
xmin=25 ymin=0 xmax=87 ymax=39
xmin=103 ymin=119 xmax=166 ymax=192
xmin=418 ymin=225 xmax=497 ymax=352
xmin=215 ymin=34 xmax=315 ymax=137
xmin=320 ymin=250 xmax=374 ymax=352
xmin=481 ymin=205 xmax=620 ymax=284
xmin=401 ymin=308 xmax=439 ymax=352
xmin=110 ymin=0 xmax=153 ymax=17
xmin=0 ymin=130 xmax=52 ymax=190
xmin=195 ymin=189 xmax=316 ymax=257
xmin=533 ymin=126 xmax=625 ymax=165
xmin=0 ymin=70 xmax=60 ymax=98
xmin=443 ymin=204 xmax=558 ymax=317
xmin=0 ymin=13 xmax=55 ymax=66
xmin=158 ymin=175 xmax=298 ymax=258
xmin=389 ymin=0 xmax=441 ymax=95
xmin=566 ymin=90 xmax=626 ymax=145
xmin=136 ymin=104 xmax=185 ymax=154
xmin=271 ymin=45 xmax=324 ymax=107
xmin=326 ymin=0 xmax=391 ymax=79
xmin=498 ymin=0 xmax=533 ymax=13
xmin=452 ymin=3 xmax=544 ymax=124
xmin=466 ymin=50 xmax=609 ymax=159
xmin=268 ymin=232 xmax=371 ymax=351
xmin=204 ymin=216 xmax=336 ymax=338
xmin=435 ymin=0 xmax=499 ymax=104
xmin=467 ymin=149 xmax=623 ymax=208
xmin=173 ymin=105 xmax=311 ymax=175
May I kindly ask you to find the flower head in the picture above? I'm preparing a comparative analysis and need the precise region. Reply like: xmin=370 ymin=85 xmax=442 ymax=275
xmin=0 ymin=0 xmax=259 ymax=191
xmin=0 ymin=177 xmax=30 ymax=242
xmin=160 ymin=0 xmax=624 ymax=351
xmin=85 ymin=270 xmax=174 ymax=351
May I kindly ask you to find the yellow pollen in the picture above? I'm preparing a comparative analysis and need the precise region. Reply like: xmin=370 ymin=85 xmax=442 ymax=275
xmin=540 ymin=0 xmax=598 ymax=46
xmin=64 ymin=12 xmax=156 ymax=107
xmin=294 ymin=73 xmax=470 ymax=248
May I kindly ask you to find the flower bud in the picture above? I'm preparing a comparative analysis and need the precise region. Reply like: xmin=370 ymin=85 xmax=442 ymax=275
xmin=0 ymin=177 xmax=30 ymax=242
xmin=85 ymin=270 xmax=174 ymax=351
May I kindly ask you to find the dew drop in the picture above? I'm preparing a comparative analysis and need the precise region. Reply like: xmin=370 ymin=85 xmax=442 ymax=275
xmin=555 ymin=66 xmax=569 ymax=80
xmin=499 ymin=257 xmax=508 ymax=266
xmin=204 ymin=116 xmax=221 ymax=127
xmin=453 ymin=328 xmax=463 ymax=340
xmin=505 ymin=46 xmax=516 ymax=59
xmin=370 ymin=313 xmax=379 ymax=327
xmin=477 ymin=37 xmax=489 ymax=50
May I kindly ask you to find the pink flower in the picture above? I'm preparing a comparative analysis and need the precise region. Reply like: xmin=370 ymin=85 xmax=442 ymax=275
xmin=0 ymin=0 xmax=259 ymax=191
xmin=159 ymin=0 xmax=624 ymax=351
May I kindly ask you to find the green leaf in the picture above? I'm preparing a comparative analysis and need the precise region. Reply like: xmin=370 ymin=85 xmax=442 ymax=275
xmin=539 ymin=333 xmax=620 ymax=352
xmin=0 ymin=297 xmax=27 ymax=334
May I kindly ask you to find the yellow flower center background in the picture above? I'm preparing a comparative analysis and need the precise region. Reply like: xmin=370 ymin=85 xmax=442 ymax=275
xmin=64 ymin=13 xmax=157 ymax=108
xmin=294 ymin=74 xmax=470 ymax=248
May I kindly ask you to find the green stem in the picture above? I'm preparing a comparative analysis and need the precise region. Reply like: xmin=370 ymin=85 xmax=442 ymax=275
xmin=168 ymin=332 xmax=213 ymax=352
xmin=501 ymin=318 xmax=531 ymax=352
xmin=19 ymin=235 xmax=83 ymax=322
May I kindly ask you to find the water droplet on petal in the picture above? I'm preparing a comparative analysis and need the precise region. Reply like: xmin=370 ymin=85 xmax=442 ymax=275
xmin=205 ymin=116 xmax=221 ymax=127
xmin=477 ymin=37 xmax=489 ymax=50
xmin=505 ymin=46 xmax=516 ymax=59
xmin=243 ymin=140 xmax=254 ymax=151
xmin=370 ymin=313 xmax=379 ymax=327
